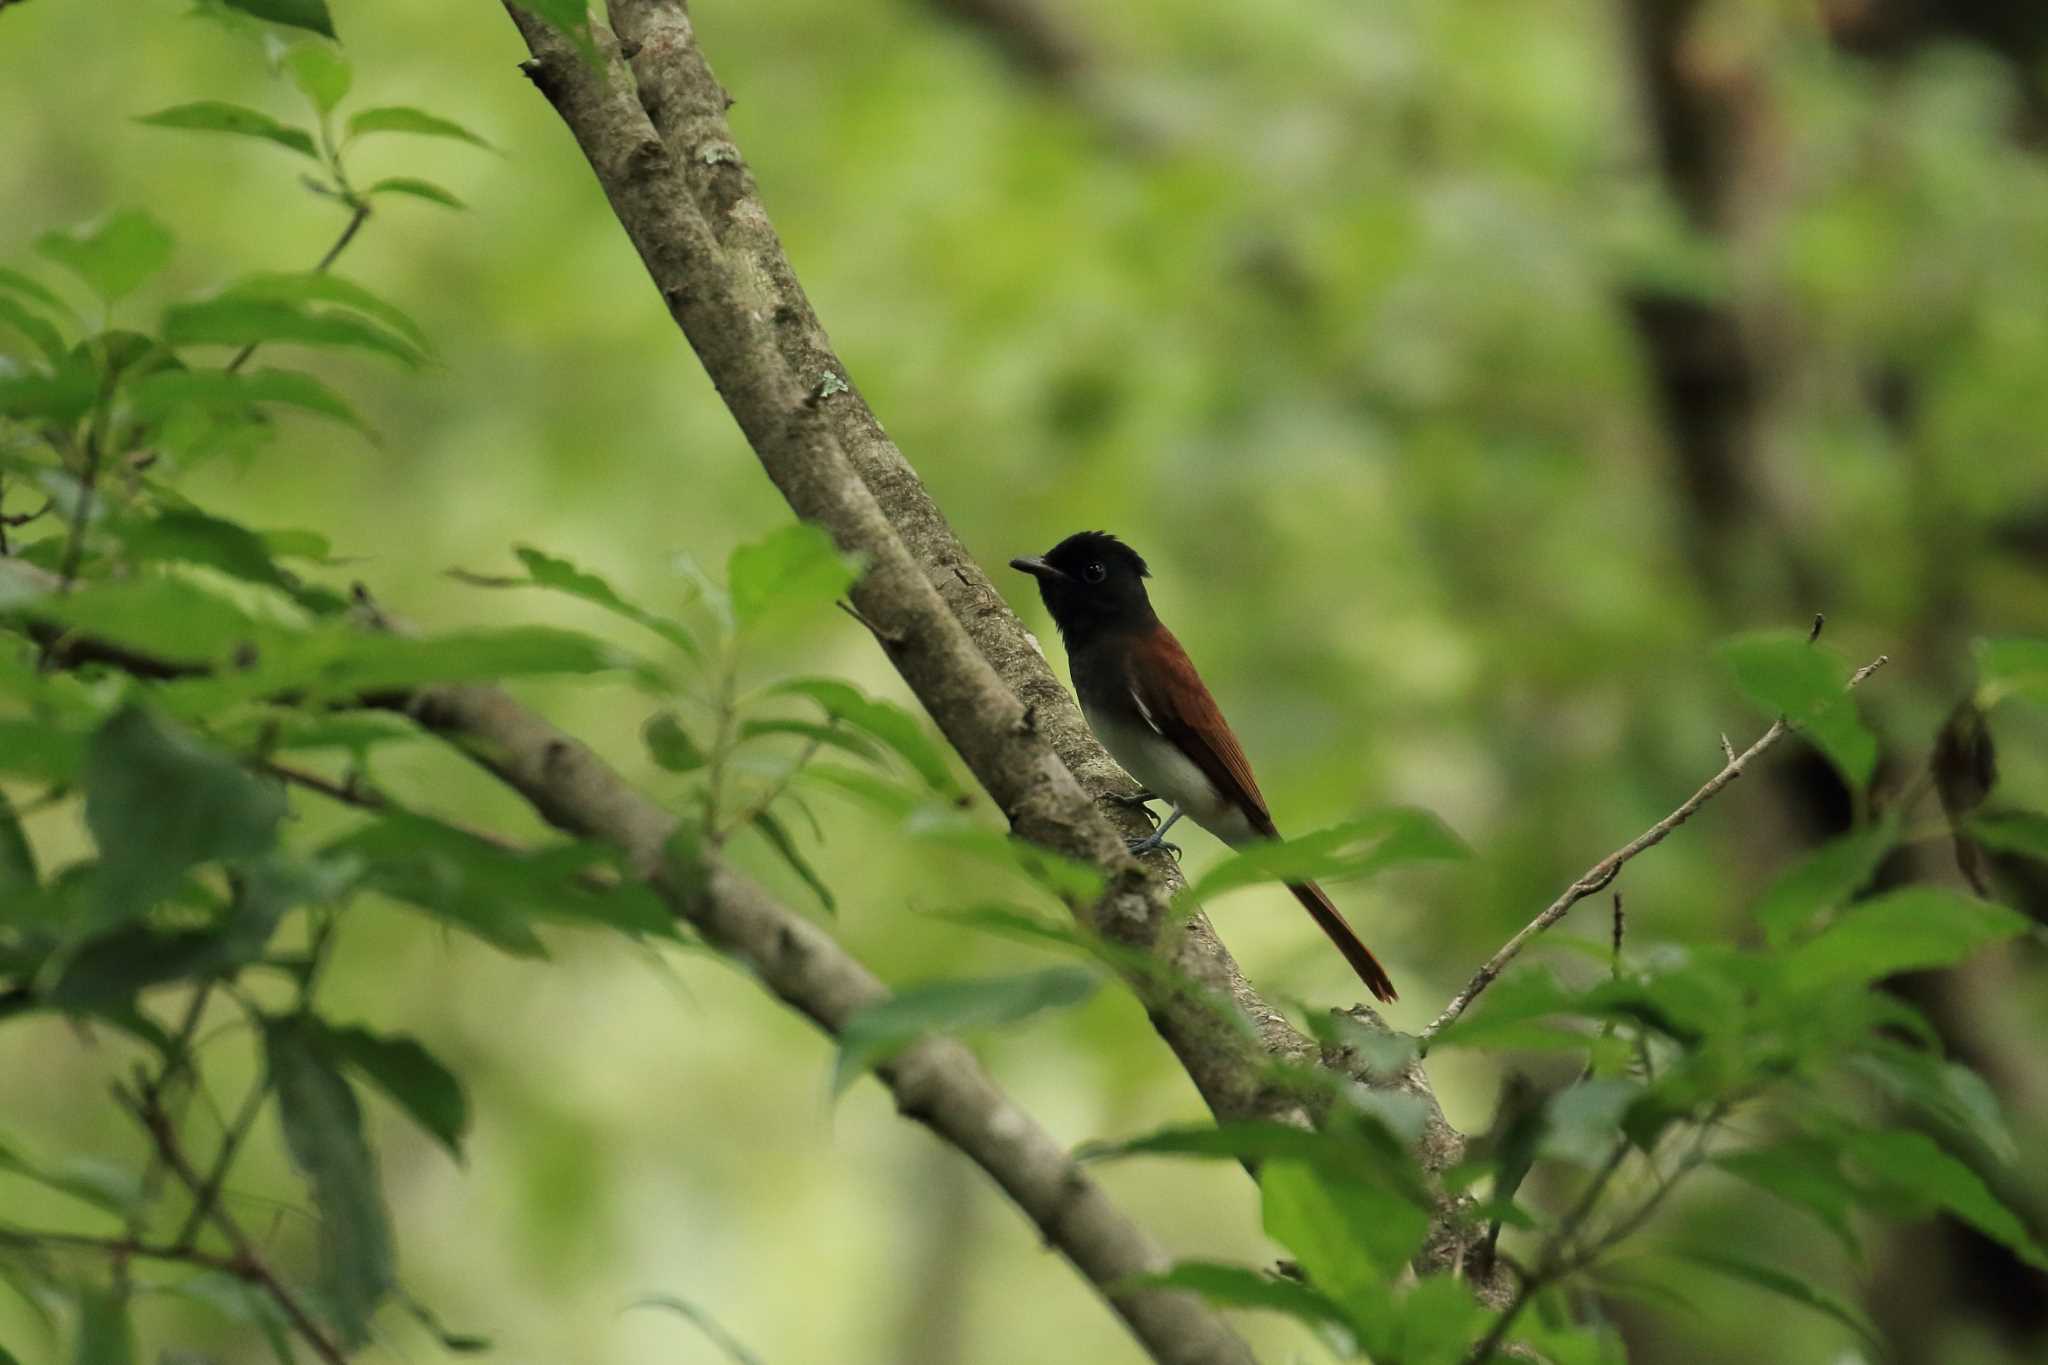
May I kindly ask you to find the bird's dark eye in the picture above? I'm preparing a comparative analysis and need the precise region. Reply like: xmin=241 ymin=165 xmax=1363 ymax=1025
xmin=1082 ymin=562 xmax=1108 ymax=584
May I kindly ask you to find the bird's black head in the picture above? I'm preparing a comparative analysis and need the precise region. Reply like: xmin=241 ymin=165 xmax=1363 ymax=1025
xmin=1009 ymin=530 xmax=1156 ymax=639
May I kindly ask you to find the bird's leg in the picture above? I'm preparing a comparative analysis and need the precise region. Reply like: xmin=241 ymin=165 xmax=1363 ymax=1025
xmin=1126 ymin=805 xmax=1184 ymax=857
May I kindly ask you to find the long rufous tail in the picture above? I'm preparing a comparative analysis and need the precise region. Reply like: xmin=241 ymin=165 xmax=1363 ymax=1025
xmin=1288 ymin=880 xmax=1397 ymax=1003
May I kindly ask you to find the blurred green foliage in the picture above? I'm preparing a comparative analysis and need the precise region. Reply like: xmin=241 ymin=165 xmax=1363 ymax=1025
xmin=2 ymin=0 xmax=2047 ymax=1362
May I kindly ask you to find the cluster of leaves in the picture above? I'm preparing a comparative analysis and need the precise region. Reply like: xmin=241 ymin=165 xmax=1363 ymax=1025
xmin=0 ymin=5 xmax=966 ymax=1360
xmin=1057 ymin=632 xmax=2048 ymax=1363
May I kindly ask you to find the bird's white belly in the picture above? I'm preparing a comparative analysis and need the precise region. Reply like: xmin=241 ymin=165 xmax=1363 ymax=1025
xmin=1083 ymin=704 xmax=1258 ymax=845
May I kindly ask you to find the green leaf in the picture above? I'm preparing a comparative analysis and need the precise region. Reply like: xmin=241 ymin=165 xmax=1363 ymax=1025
xmin=726 ymin=524 xmax=861 ymax=632
xmin=84 ymin=707 xmax=285 ymax=926
xmin=0 ymin=791 xmax=36 ymax=896
xmin=1262 ymin=1157 xmax=1427 ymax=1300
xmin=163 ymin=298 xmax=423 ymax=367
xmin=768 ymin=678 xmax=955 ymax=793
xmin=644 ymin=712 xmax=708 ymax=772
xmin=72 ymin=1287 xmax=136 ymax=1365
xmin=284 ymin=43 xmax=352 ymax=115
xmin=0 ymin=266 xmax=70 ymax=315
xmin=1968 ymin=809 xmax=2048 ymax=860
xmin=112 ymin=509 xmax=294 ymax=589
xmin=486 ymin=545 xmax=700 ymax=657
xmin=135 ymin=102 xmax=318 ymax=160
xmin=1671 ymin=1247 xmax=1879 ymax=1344
xmin=317 ymin=1023 xmax=470 ymax=1161
xmin=1718 ymin=631 xmax=1876 ymax=787
xmin=217 ymin=272 xmax=428 ymax=350
xmin=124 ymin=366 xmax=368 ymax=432
xmin=35 ymin=211 xmax=175 ymax=305
xmin=1845 ymin=1127 xmax=2048 ymax=1270
xmin=0 ymin=357 xmax=100 ymax=424
xmin=33 ymin=573 xmax=267 ymax=668
xmin=834 ymin=966 xmax=1097 ymax=1091
xmin=1785 ymin=886 xmax=2027 ymax=989
xmin=1976 ymin=636 xmax=2048 ymax=708
xmin=737 ymin=718 xmax=882 ymax=764
xmin=288 ymin=625 xmax=632 ymax=693
xmin=1713 ymin=1140 xmax=1862 ymax=1254
xmin=1850 ymin=1045 xmax=2017 ymax=1167
xmin=347 ymin=106 xmax=491 ymax=149
xmin=0 ymin=718 xmax=90 ymax=784
xmin=0 ymin=1135 xmax=142 ymax=1218
xmin=1192 ymin=808 xmax=1466 ymax=902
xmin=750 ymin=808 xmax=834 ymax=914
xmin=334 ymin=811 xmax=671 ymax=953
xmin=264 ymin=1013 xmax=394 ymax=1346
xmin=367 ymin=177 xmax=466 ymax=210
xmin=222 ymin=0 xmax=336 ymax=36
xmin=1751 ymin=814 xmax=1899 ymax=947
xmin=0 ymin=296 xmax=66 ymax=366
xmin=1114 ymin=1262 xmax=1352 ymax=1331
xmin=1084 ymin=1116 xmax=1430 ymax=1202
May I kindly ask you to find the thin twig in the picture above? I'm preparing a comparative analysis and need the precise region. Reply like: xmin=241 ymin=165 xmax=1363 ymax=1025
xmin=226 ymin=199 xmax=371 ymax=375
xmin=120 ymin=1086 xmax=347 ymax=1364
xmin=1424 ymin=653 xmax=1889 ymax=1042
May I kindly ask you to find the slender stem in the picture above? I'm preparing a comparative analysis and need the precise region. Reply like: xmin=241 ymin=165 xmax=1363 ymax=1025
xmin=1425 ymin=654 xmax=1890 ymax=1042
xmin=121 ymin=1086 xmax=347 ymax=1365
xmin=225 ymin=198 xmax=371 ymax=375
xmin=721 ymin=729 xmax=827 ymax=839
xmin=172 ymin=1072 xmax=267 ymax=1250
xmin=703 ymin=641 xmax=740 ymax=837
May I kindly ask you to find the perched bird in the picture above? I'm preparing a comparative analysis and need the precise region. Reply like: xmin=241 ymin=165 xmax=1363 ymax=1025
xmin=1010 ymin=530 xmax=1398 ymax=1003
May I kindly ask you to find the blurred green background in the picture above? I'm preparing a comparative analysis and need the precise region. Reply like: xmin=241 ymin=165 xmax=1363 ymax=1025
xmin=4 ymin=0 xmax=2047 ymax=1361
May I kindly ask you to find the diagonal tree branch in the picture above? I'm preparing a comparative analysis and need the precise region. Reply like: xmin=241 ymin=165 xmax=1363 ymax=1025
xmin=401 ymin=683 xmax=1257 ymax=1365
xmin=0 ymin=554 xmax=1254 ymax=1365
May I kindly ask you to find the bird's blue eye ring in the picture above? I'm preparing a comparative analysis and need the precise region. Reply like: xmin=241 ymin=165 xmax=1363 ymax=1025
xmin=1083 ymin=562 xmax=1108 ymax=584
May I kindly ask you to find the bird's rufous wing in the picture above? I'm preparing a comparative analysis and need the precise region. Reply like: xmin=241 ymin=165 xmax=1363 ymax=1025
xmin=1124 ymin=625 xmax=1278 ymax=838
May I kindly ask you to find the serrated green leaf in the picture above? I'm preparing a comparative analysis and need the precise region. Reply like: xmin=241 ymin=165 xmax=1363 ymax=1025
xmin=135 ymin=102 xmax=318 ymax=159
xmin=0 ymin=296 xmax=65 ymax=366
xmin=1192 ymin=808 xmax=1466 ymax=902
xmin=284 ymin=43 xmax=351 ymax=115
xmin=767 ymin=678 xmax=954 ymax=793
xmin=727 ymin=524 xmax=861 ymax=632
xmin=750 ymin=808 xmax=833 ymax=914
xmin=84 ymin=707 xmax=285 ymax=926
xmin=367 ymin=177 xmax=466 ymax=210
xmin=318 ymin=1023 xmax=469 ymax=1160
xmin=1114 ymin=1262 xmax=1353 ymax=1330
xmin=1846 ymin=1127 xmax=2048 ymax=1270
xmin=163 ymin=297 xmax=423 ymax=367
xmin=111 ymin=509 xmax=293 ymax=589
xmin=264 ymin=1013 xmax=393 ymax=1345
xmin=347 ymin=106 xmax=491 ymax=149
xmin=223 ymin=0 xmax=336 ymax=35
xmin=1718 ymin=631 xmax=1876 ymax=787
xmin=1751 ymin=814 xmax=1899 ymax=947
xmin=35 ymin=211 xmax=175 ymax=305
xmin=834 ymin=966 xmax=1096 ymax=1091
xmin=1975 ymin=637 xmax=2048 ymax=708
xmin=1785 ymin=886 xmax=2027 ymax=989
xmin=1850 ymin=1045 xmax=2017 ymax=1167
